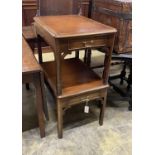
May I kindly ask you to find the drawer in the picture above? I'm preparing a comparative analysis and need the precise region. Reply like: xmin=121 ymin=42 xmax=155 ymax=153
xmin=60 ymin=89 xmax=106 ymax=108
xmin=68 ymin=37 xmax=108 ymax=50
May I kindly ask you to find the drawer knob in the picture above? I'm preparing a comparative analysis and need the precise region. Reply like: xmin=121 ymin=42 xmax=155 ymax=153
xmin=82 ymin=41 xmax=94 ymax=47
xmin=81 ymin=96 xmax=90 ymax=102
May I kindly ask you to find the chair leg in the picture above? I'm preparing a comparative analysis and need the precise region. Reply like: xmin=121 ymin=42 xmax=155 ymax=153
xmin=128 ymin=92 xmax=132 ymax=111
xmin=128 ymin=99 xmax=132 ymax=111
xmin=57 ymin=99 xmax=63 ymax=138
xmin=25 ymin=83 xmax=30 ymax=90
xmin=99 ymin=93 xmax=107 ymax=126
xmin=127 ymin=64 xmax=132 ymax=91
xmin=120 ymin=62 xmax=126 ymax=85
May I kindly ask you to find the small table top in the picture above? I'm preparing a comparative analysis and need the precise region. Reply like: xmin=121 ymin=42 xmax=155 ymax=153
xmin=34 ymin=15 xmax=117 ymax=38
xmin=22 ymin=37 xmax=41 ymax=74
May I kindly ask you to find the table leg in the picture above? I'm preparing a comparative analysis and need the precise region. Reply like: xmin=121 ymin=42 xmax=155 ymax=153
xmin=37 ymin=35 xmax=43 ymax=64
xmin=99 ymin=91 xmax=107 ymax=126
xmin=84 ymin=49 xmax=87 ymax=63
xmin=84 ymin=49 xmax=91 ymax=66
xmin=87 ymin=49 xmax=91 ymax=67
xmin=25 ymin=83 xmax=30 ymax=90
xmin=57 ymin=99 xmax=63 ymax=138
xmin=40 ymin=72 xmax=49 ymax=121
xmin=33 ymin=73 xmax=45 ymax=138
xmin=75 ymin=50 xmax=79 ymax=59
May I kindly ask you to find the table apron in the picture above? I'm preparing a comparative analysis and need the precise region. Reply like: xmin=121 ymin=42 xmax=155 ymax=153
xmin=59 ymin=35 xmax=114 ymax=52
xmin=59 ymin=89 xmax=107 ymax=108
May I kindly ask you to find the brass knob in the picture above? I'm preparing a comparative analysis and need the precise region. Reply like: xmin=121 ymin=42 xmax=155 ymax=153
xmin=90 ymin=40 xmax=94 ymax=44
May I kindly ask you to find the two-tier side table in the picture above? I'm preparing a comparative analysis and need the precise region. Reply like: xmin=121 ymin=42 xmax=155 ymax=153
xmin=34 ymin=15 xmax=116 ymax=138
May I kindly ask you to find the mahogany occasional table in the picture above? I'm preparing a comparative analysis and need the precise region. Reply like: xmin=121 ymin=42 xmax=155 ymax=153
xmin=34 ymin=15 xmax=116 ymax=138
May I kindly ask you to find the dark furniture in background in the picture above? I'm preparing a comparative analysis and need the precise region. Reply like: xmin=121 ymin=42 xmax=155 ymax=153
xmin=34 ymin=15 xmax=116 ymax=138
xmin=85 ymin=0 xmax=132 ymax=64
xmin=22 ymin=0 xmax=38 ymax=26
xmin=108 ymin=54 xmax=132 ymax=110
xmin=40 ymin=0 xmax=90 ymax=17
xmin=22 ymin=0 xmax=38 ymax=52
xmin=22 ymin=37 xmax=49 ymax=138
xmin=90 ymin=0 xmax=132 ymax=110
xmin=92 ymin=0 xmax=132 ymax=54
xmin=22 ymin=0 xmax=91 ymax=26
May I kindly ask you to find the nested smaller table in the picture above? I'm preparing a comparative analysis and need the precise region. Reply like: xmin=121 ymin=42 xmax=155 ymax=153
xmin=22 ymin=37 xmax=48 ymax=138
xmin=34 ymin=15 xmax=117 ymax=138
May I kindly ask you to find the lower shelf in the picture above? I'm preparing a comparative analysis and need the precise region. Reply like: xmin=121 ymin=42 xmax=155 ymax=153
xmin=42 ymin=58 xmax=108 ymax=97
